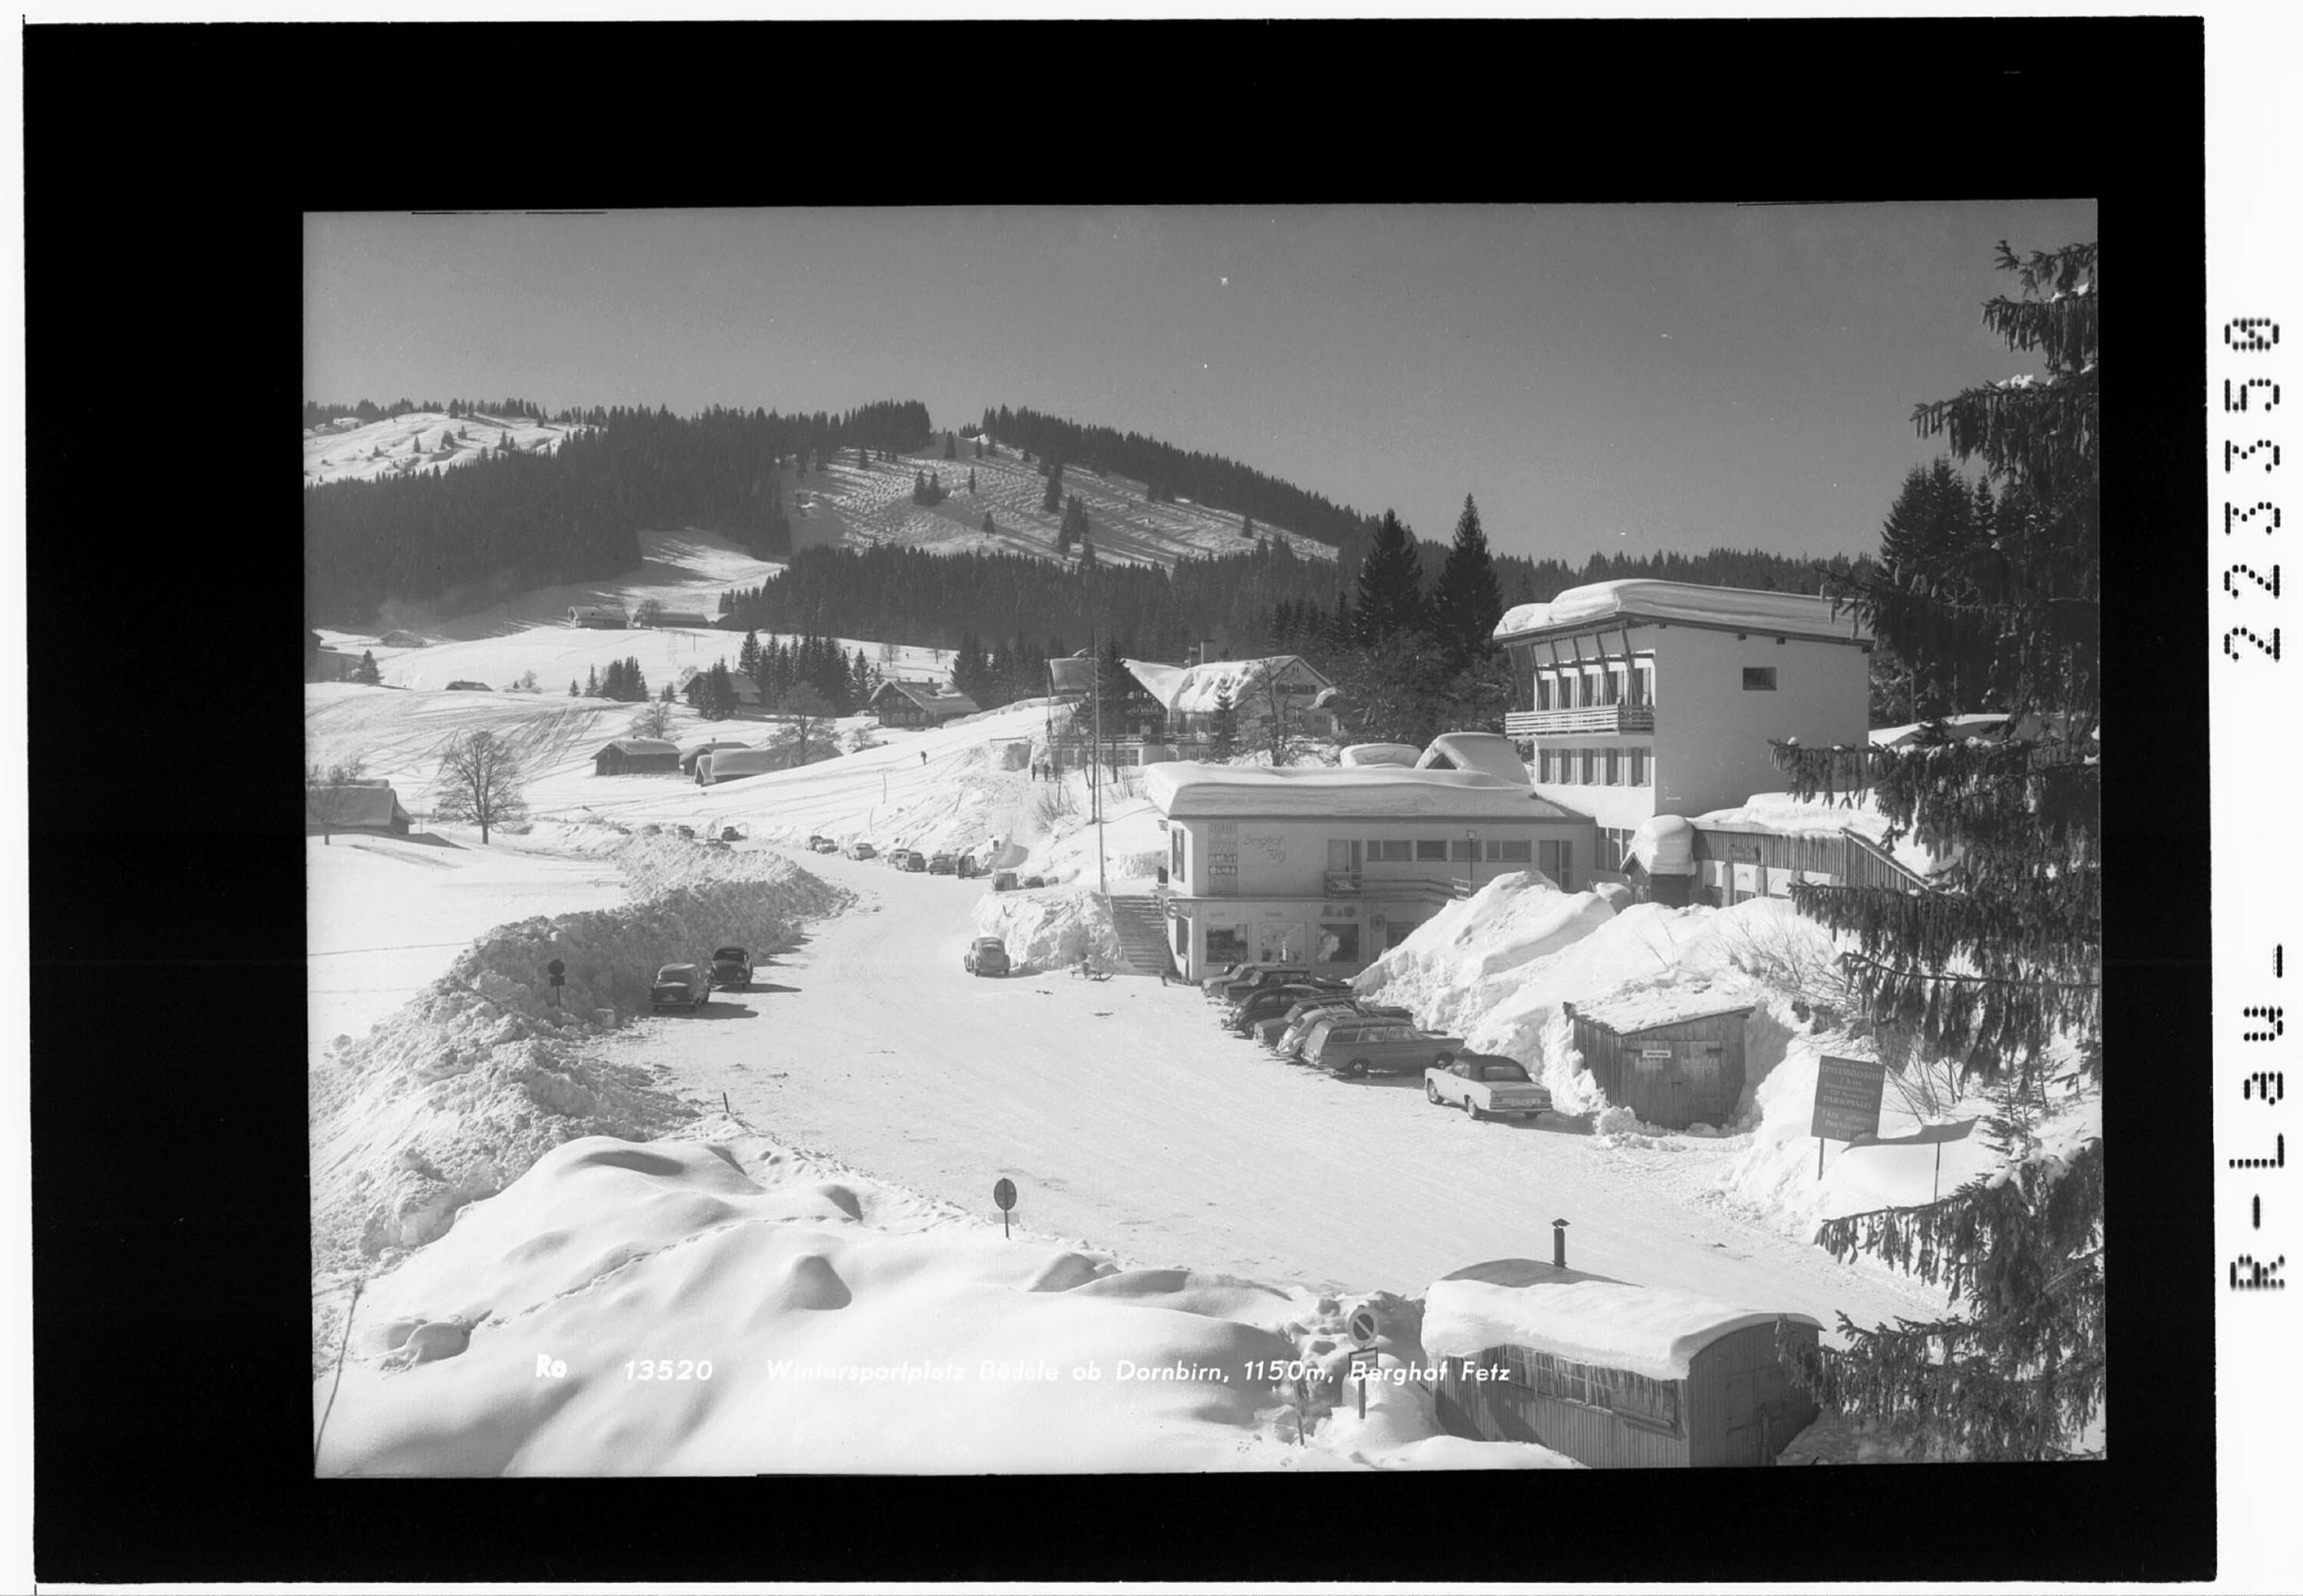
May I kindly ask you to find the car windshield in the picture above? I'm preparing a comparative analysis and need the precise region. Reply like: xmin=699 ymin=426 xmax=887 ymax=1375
xmin=974 ymin=940 xmax=1004 ymax=953
xmin=656 ymin=965 xmax=695 ymax=980
xmin=1479 ymin=1062 xmax=1531 ymax=1082
xmin=713 ymin=949 xmax=745 ymax=960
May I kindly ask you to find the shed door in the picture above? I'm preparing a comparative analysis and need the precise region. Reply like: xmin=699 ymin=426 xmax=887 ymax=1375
xmin=1723 ymin=1370 xmax=1763 ymax=1465
xmin=1687 ymin=1042 xmax=1726 ymax=1117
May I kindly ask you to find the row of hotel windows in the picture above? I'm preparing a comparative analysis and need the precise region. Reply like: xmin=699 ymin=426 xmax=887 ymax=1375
xmin=1343 ymin=838 xmax=1537 ymax=864
xmin=1538 ymin=746 xmax=1651 ymax=786
xmin=1530 ymin=663 xmax=1654 ymax=711
xmin=1479 ymin=1347 xmax=1681 ymax=1428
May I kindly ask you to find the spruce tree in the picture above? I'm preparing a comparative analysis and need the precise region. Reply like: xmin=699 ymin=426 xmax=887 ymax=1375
xmin=967 ymin=468 xmax=976 ymax=494
xmin=1352 ymin=510 xmax=1427 ymax=647
xmin=352 ymin=649 xmax=382 ymax=686
xmin=1207 ymin=683 xmax=1238 ymax=761
xmin=1041 ymin=458 xmax=1064 ymax=514
xmin=1061 ymin=493 xmax=1091 ymax=550
xmin=1773 ymin=240 xmax=2101 ymax=1462
xmin=586 ymin=664 xmax=600 ymax=696
xmin=1429 ymin=494 xmax=1505 ymax=671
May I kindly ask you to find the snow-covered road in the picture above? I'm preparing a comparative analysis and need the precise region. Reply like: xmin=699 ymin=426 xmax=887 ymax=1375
xmin=610 ymin=846 xmax=1950 ymax=1333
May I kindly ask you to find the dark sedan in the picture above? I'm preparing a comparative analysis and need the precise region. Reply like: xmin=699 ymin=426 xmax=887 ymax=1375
xmin=649 ymin=963 xmax=712 ymax=1013
xmin=709 ymin=946 xmax=754 ymax=989
xmin=1225 ymin=981 xmax=1355 ymax=1036
xmin=963 ymin=937 xmax=1011 ymax=976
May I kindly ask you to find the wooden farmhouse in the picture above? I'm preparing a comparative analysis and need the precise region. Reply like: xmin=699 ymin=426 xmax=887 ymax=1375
xmin=1565 ymin=991 xmax=1752 ymax=1130
xmin=1424 ymin=1257 xmax=1822 ymax=1468
xmin=593 ymin=738 xmax=681 ymax=775
xmin=306 ymin=780 xmax=413 ymax=836
xmin=870 ymin=680 xmax=980 ymax=728
xmin=569 ymin=605 xmax=629 ymax=629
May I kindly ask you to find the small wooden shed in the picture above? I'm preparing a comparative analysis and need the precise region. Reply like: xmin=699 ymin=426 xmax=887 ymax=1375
xmin=1425 ymin=1257 xmax=1822 ymax=1468
xmin=1565 ymin=992 xmax=1752 ymax=1130
xmin=593 ymin=738 xmax=680 ymax=775
xmin=569 ymin=605 xmax=628 ymax=629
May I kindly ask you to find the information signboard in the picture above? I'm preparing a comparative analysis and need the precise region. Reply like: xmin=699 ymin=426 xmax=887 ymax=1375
xmin=1810 ymin=1053 xmax=1888 ymax=1142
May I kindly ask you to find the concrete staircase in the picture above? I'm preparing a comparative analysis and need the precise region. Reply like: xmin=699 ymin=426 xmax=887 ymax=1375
xmin=1106 ymin=894 xmax=1179 ymax=980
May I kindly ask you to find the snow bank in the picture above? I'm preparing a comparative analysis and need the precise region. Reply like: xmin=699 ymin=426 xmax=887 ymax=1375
xmin=314 ymin=1128 xmax=1566 ymax=1475
xmin=1353 ymin=872 xmax=1617 ymax=1043
xmin=310 ymin=854 xmax=851 ymax=1264
xmin=1495 ymin=580 xmax=1869 ymax=643
xmin=1337 ymin=743 xmax=1422 ymax=768
xmin=1693 ymin=790 xmax=1953 ymax=881
xmin=973 ymin=888 xmax=1124 ymax=974
xmin=1422 ymin=1260 xmax=1822 ymax=1382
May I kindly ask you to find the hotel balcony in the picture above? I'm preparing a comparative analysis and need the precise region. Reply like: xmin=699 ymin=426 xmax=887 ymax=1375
xmin=1505 ymin=703 xmax=1656 ymax=737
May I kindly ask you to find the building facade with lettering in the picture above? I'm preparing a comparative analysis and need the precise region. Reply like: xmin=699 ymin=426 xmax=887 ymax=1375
xmin=1143 ymin=762 xmax=1596 ymax=983
xmin=1492 ymin=580 xmax=1872 ymax=877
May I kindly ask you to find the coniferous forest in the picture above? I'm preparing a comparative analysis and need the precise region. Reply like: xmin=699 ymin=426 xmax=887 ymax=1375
xmin=303 ymin=401 xmax=930 ymax=625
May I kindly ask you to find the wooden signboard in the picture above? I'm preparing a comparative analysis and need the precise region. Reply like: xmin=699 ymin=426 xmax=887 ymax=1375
xmin=1811 ymin=1054 xmax=1888 ymax=1142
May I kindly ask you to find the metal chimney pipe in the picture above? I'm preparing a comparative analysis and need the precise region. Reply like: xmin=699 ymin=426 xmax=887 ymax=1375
xmin=1551 ymin=1218 xmax=1570 ymax=1271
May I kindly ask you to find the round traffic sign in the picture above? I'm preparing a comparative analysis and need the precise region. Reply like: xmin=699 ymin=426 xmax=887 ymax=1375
xmin=993 ymin=1178 xmax=1017 ymax=1211
xmin=546 ymin=958 xmax=566 ymax=977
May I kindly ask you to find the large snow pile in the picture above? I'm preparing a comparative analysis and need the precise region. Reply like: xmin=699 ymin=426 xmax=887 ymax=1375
xmin=1422 ymin=1259 xmax=1822 ymax=1383
xmin=973 ymin=887 xmax=1125 ymax=975
xmin=1353 ymin=871 xmax=1618 ymax=1041
xmin=313 ymin=1129 xmax=1572 ymax=1475
xmin=311 ymin=856 xmax=851 ymax=1265
xmin=1493 ymin=579 xmax=1869 ymax=643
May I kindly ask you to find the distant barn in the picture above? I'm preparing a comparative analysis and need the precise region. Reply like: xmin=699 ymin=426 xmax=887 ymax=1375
xmin=569 ymin=605 xmax=628 ymax=629
xmin=696 ymin=746 xmax=792 ymax=785
xmin=593 ymin=738 xmax=681 ymax=775
xmin=1426 ymin=1257 xmax=1822 ymax=1468
xmin=1565 ymin=993 xmax=1753 ymax=1130
xmin=379 ymin=629 xmax=428 ymax=648
xmin=639 ymin=610 xmax=712 ymax=629
xmin=306 ymin=780 xmax=413 ymax=836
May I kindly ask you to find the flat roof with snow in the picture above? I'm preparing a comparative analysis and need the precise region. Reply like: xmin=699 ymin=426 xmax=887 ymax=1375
xmin=1144 ymin=762 xmax=1583 ymax=822
xmin=1570 ymin=984 xmax=1754 ymax=1034
xmin=1422 ymin=1259 xmax=1822 ymax=1382
xmin=1494 ymin=580 xmax=1870 ymax=646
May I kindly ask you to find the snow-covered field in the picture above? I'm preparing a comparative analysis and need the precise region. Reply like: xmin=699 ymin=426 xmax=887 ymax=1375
xmin=303 ymin=409 xmax=580 ymax=487
xmin=783 ymin=435 xmax=1338 ymax=571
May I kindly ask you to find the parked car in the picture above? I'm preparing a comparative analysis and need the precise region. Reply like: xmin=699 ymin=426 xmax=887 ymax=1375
xmin=709 ymin=946 xmax=754 ymax=989
xmin=1211 ymin=963 xmax=1317 ymax=1006
xmin=846 ymin=841 xmax=877 ymax=860
xmin=1023 ymin=874 xmax=1046 ymax=889
xmin=993 ymin=870 xmax=1019 ymax=892
xmin=1300 ymin=1017 xmax=1464 ymax=1079
xmin=956 ymin=855 xmax=980 ymax=879
xmin=807 ymin=835 xmax=838 ymax=853
xmin=899 ymin=850 xmax=928 ymax=873
xmin=1426 ymin=1053 xmax=1554 ymax=1120
xmin=1227 ymin=981 xmax=1356 ymax=1037
xmin=927 ymin=852 xmax=958 ymax=875
xmin=1264 ymin=1000 xmax=1413 ymax=1056
xmin=676 ymin=825 xmax=696 ymax=841
xmin=963 ymin=937 xmax=1011 ymax=977
xmin=721 ymin=826 xmax=745 ymax=843
xmin=649 ymin=963 xmax=712 ymax=1013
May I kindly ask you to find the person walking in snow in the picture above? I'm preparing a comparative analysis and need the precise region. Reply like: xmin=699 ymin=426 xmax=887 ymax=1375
xmin=920 ymin=750 xmax=927 ymax=765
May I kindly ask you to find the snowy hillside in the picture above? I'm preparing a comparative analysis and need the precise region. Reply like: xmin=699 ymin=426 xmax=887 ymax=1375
xmin=786 ymin=436 xmax=1338 ymax=571
xmin=310 ymin=526 xmax=950 ymax=689
xmin=303 ymin=409 xmax=582 ymax=486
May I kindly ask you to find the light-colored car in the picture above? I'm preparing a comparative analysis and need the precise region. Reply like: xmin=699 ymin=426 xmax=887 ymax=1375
xmin=897 ymin=850 xmax=927 ymax=873
xmin=1426 ymin=1053 xmax=1554 ymax=1119
xmin=1299 ymin=1017 xmax=1463 ymax=1079
xmin=846 ymin=841 xmax=877 ymax=861
xmin=963 ymin=937 xmax=1010 ymax=976
xmin=649 ymin=963 xmax=711 ymax=1013
xmin=807 ymin=835 xmax=838 ymax=853
xmin=927 ymin=852 xmax=958 ymax=875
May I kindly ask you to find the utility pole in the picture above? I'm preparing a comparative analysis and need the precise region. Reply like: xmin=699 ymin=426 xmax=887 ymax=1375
xmin=1093 ymin=629 xmax=1107 ymax=895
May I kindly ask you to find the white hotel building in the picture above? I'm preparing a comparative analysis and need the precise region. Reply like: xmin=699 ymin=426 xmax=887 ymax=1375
xmin=1492 ymin=581 xmax=1873 ymax=874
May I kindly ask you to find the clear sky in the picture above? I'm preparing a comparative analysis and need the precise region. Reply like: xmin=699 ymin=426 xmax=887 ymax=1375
xmin=306 ymin=201 xmax=2096 ymax=566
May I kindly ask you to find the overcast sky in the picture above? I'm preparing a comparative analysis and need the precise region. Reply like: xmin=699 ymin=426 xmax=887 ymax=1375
xmin=306 ymin=201 xmax=2096 ymax=566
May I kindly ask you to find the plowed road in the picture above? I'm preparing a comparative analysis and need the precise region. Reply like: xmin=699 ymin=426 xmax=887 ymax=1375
xmin=614 ymin=844 xmax=1946 ymax=1330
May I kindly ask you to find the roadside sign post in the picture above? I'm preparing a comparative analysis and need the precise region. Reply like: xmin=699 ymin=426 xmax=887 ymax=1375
xmin=545 ymin=958 xmax=566 ymax=1008
xmin=1810 ymin=1053 xmax=1888 ymax=1179
xmin=993 ymin=1177 xmax=1017 ymax=1240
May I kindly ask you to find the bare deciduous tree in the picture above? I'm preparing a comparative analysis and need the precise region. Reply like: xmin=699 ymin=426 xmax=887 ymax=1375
xmin=770 ymin=683 xmax=838 ymax=767
xmin=431 ymin=729 xmax=527 ymax=844
xmin=630 ymin=699 xmax=676 ymax=741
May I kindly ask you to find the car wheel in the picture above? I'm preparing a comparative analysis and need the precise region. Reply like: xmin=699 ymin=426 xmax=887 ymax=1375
xmin=1346 ymin=1059 xmax=1370 ymax=1079
xmin=1425 ymin=1080 xmax=1442 ymax=1104
xmin=1464 ymin=1096 xmax=1481 ymax=1121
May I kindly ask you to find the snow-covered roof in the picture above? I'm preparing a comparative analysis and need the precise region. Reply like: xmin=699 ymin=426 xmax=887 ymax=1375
xmin=1416 ymin=732 xmax=1531 ymax=786
xmin=1422 ymin=1259 xmax=1822 ymax=1382
xmin=1144 ymin=762 xmax=1584 ymax=822
xmin=1569 ymin=981 xmax=1753 ymax=1034
xmin=1122 ymin=655 xmax=1331 ymax=715
xmin=872 ymin=680 xmax=979 ymax=715
xmin=1627 ymin=815 xmax=1695 ymax=876
xmin=598 ymin=739 xmax=679 ymax=756
xmin=1046 ymin=656 xmax=1096 ymax=696
xmin=1337 ymin=743 xmax=1424 ymax=768
xmin=1494 ymin=580 xmax=1869 ymax=646
xmin=306 ymin=784 xmax=411 ymax=830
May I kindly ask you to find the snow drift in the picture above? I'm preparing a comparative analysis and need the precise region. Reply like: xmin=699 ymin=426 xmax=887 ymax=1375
xmin=311 ymin=850 xmax=851 ymax=1265
xmin=973 ymin=887 xmax=1125 ymax=975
